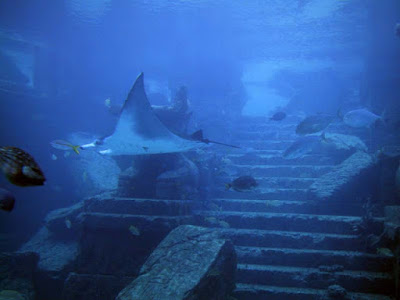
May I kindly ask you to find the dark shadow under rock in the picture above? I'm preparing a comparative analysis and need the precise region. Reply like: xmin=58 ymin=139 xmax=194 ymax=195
xmin=0 ymin=252 xmax=38 ymax=300
xmin=116 ymin=225 xmax=236 ymax=300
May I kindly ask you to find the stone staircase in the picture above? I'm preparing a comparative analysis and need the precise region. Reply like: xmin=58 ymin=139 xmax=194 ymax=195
xmin=72 ymin=116 xmax=395 ymax=299
xmin=198 ymin=117 xmax=395 ymax=300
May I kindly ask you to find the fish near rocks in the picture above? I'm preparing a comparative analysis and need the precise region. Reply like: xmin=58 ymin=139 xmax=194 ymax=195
xmin=0 ymin=188 xmax=15 ymax=212
xmin=226 ymin=176 xmax=258 ymax=191
xmin=342 ymin=108 xmax=382 ymax=128
xmin=0 ymin=147 xmax=45 ymax=186
xmin=283 ymin=135 xmax=325 ymax=159
xmin=295 ymin=114 xmax=334 ymax=135
xmin=270 ymin=112 xmax=286 ymax=121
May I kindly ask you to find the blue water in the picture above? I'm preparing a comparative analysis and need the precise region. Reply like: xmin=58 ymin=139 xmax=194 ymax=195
xmin=0 ymin=1 xmax=399 ymax=299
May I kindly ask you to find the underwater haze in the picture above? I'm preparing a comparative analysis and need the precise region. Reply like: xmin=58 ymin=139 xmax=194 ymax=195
xmin=0 ymin=0 xmax=400 ymax=299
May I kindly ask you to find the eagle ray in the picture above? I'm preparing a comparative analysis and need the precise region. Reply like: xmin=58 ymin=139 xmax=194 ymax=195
xmin=81 ymin=73 xmax=204 ymax=155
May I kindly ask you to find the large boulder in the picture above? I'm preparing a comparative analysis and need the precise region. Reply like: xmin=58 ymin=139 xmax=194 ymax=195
xmin=18 ymin=202 xmax=83 ymax=300
xmin=309 ymin=151 xmax=378 ymax=200
xmin=116 ymin=225 xmax=236 ymax=300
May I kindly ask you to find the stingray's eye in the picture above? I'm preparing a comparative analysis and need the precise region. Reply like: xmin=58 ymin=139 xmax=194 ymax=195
xmin=95 ymin=139 xmax=104 ymax=145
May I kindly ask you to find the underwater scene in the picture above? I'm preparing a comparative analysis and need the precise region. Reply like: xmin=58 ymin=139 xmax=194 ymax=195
xmin=0 ymin=0 xmax=400 ymax=299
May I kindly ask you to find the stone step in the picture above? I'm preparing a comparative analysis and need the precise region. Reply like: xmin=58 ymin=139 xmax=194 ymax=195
xmin=234 ymin=283 xmax=392 ymax=300
xmin=84 ymin=197 xmax=195 ymax=216
xmin=236 ymin=140 xmax=295 ymax=150
xmin=229 ymin=176 xmax=315 ymax=189
xmin=226 ymin=154 xmax=335 ymax=166
xmin=227 ymin=165 xmax=334 ymax=177
xmin=235 ymin=246 xmax=393 ymax=273
xmin=199 ymin=211 xmax=382 ymax=235
xmin=207 ymin=199 xmax=365 ymax=216
xmin=236 ymin=264 xmax=393 ymax=295
xmin=214 ymin=188 xmax=311 ymax=200
xmin=214 ymin=228 xmax=364 ymax=251
xmin=79 ymin=212 xmax=192 ymax=232
xmin=234 ymin=130 xmax=298 ymax=141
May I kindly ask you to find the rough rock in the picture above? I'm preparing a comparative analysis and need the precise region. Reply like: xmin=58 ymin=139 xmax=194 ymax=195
xmin=19 ymin=227 xmax=79 ymax=273
xmin=384 ymin=206 xmax=400 ymax=241
xmin=309 ymin=151 xmax=377 ymax=200
xmin=116 ymin=225 xmax=236 ymax=300
xmin=322 ymin=133 xmax=368 ymax=163
xmin=156 ymin=154 xmax=200 ymax=199
xmin=45 ymin=201 xmax=84 ymax=235
xmin=19 ymin=227 xmax=79 ymax=299
xmin=324 ymin=133 xmax=367 ymax=152
xmin=67 ymin=147 xmax=121 ymax=196
xmin=0 ymin=252 xmax=38 ymax=300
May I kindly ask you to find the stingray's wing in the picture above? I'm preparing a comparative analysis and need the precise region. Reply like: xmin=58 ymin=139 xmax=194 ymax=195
xmin=116 ymin=73 xmax=176 ymax=139
xmin=102 ymin=73 xmax=199 ymax=155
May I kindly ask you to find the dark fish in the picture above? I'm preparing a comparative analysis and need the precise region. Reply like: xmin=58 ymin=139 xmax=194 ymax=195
xmin=226 ymin=176 xmax=258 ymax=191
xmin=396 ymin=23 xmax=400 ymax=37
xmin=0 ymin=147 xmax=45 ymax=186
xmin=270 ymin=112 xmax=286 ymax=121
xmin=0 ymin=188 xmax=15 ymax=212
xmin=296 ymin=115 xmax=334 ymax=135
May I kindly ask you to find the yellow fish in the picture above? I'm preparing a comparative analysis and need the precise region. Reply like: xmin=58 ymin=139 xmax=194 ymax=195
xmin=129 ymin=225 xmax=140 ymax=236
xmin=50 ymin=140 xmax=81 ymax=155
xmin=65 ymin=218 xmax=72 ymax=229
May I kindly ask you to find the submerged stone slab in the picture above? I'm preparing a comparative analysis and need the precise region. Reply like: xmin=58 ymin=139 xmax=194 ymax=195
xmin=19 ymin=227 xmax=78 ymax=273
xmin=309 ymin=151 xmax=377 ymax=200
xmin=45 ymin=201 xmax=84 ymax=235
xmin=116 ymin=225 xmax=236 ymax=300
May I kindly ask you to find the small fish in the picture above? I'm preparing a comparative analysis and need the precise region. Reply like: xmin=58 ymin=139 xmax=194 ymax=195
xmin=104 ymin=98 xmax=111 ymax=108
xmin=225 ymin=176 xmax=258 ymax=192
xmin=50 ymin=140 xmax=81 ymax=155
xmin=65 ymin=218 xmax=72 ymax=229
xmin=296 ymin=114 xmax=334 ymax=135
xmin=0 ymin=147 xmax=45 ymax=186
xmin=218 ymin=220 xmax=230 ymax=228
xmin=342 ymin=108 xmax=381 ymax=128
xmin=129 ymin=225 xmax=140 ymax=236
xmin=51 ymin=154 xmax=57 ymax=161
xmin=377 ymin=248 xmax=394 ymax=257
xmin=270 ymin=111 xmax=286 ymax=121
xmin=82 ymin=171 xmax=87 ymax=182
xmin=0 ymin=188 xmax=15 ymax=212
xmin=396 ymin=23 xmax=400 ymax=37
xmin=205 ymin=217 xmax=219 ymax=225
